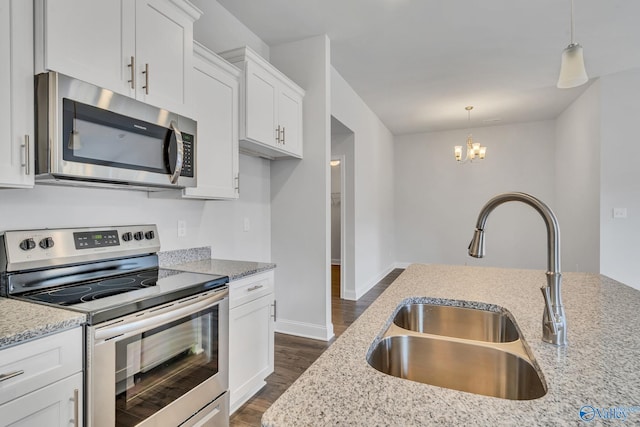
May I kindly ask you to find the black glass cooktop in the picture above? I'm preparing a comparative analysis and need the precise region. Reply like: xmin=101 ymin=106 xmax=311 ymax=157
xmin=25 ymin=269 xmax=162 ymax=306
xmin=16 ymin=267 xmax=227 ymax=325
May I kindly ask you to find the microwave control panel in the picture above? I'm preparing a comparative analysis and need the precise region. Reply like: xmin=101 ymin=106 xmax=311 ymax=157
xmin=181 ymin=133 xmax=194 ymax=178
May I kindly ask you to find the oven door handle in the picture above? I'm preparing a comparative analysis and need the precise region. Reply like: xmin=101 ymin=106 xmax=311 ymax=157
xmin=94 ymin=290 xmax=227 ymax=341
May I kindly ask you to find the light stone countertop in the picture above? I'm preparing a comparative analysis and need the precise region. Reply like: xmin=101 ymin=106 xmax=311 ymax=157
xmin=0 ymin=298 xmax=86 ymax=350
xmin=169 ymin=258 xmax=275 ymax=281
xmin=262 ymin=264 xmax=640 ymax=426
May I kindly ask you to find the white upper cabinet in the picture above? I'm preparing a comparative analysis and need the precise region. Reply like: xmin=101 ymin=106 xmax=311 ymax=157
xmin=0 ymin=0 xmax=34 ymax=188
xmin=35 ymin=0 xmax=201 ymax=116
xmin=220 ymin=46 xmax=304 ymax=159
xmin=182 ymin=42 xmax=240 ymax=200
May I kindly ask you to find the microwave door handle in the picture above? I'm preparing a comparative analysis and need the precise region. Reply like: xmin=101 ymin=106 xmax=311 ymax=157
xmin=169 ymin=121 xmax=184 ymax=185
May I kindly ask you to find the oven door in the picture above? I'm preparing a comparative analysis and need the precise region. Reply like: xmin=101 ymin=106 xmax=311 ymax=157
xmin=88 ymin=288 xmax=228 ymax=427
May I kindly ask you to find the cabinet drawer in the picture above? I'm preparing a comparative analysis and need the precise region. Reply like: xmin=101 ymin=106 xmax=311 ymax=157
xmin=229 ymin=271 xmax=274 ymax=309
xmin=0 ymin=327 xmax=83 ymax=405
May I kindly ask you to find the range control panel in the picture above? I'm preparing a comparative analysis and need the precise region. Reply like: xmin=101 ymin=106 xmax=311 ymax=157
xmin=0 ymin=225 xmax=160 ymax=272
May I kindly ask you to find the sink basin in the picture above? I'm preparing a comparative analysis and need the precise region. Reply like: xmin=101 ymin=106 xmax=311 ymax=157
xmin=393 ymin=303 xmax=519 ymax=342
xmin=367 ymin=335 xmax=546 ymax=400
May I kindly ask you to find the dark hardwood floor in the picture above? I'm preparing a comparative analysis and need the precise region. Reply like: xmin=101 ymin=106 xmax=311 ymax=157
xmin=229 ymin=266 xmax=404 ymax=427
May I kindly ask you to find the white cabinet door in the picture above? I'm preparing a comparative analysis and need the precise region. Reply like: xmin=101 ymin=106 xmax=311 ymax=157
xmin=220 ymin=47 xmax=304 ymax=160
xmin=0 ymin=0 xmax=34 ymax=188
xmin=36 ymin=0 xmax=135 ymax=97
xmin=135 ymin=0 xmax=194 ymax=115
xmin=0 ymin=372 xmax=83 ymax=427
xmin=36 ymin=0 xmax=199 ymax=116
xmin=277 ymin=86 xmax=303 ymax=158
xmin=181 ymin=44 xmax=239 ymax=200
xmin=229 ymin=293 xmax=274 ymax=413
xmin=245 ymin=61 xmax=278 ymax=147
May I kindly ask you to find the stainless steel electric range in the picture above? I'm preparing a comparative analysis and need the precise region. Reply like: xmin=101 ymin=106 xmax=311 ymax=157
xmin=0 ymin=225 xmax=230 ymax=427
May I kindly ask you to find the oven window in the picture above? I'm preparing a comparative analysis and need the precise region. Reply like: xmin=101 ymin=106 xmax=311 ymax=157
xmin=114 ymin=306 xmax=219 ymax=426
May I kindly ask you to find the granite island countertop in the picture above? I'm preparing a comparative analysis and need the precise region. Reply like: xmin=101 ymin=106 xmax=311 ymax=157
xmin=169 ymin=258 xmax=275 ymax=281
xmin=262 ymin=264 xmax=640 ymax=426
xmin=0 ymin=298 xmax=86 ymax=350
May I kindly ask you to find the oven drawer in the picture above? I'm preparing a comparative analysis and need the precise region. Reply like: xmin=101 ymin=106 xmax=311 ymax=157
xmin=229 ymin=270 xmax=274 ymax=309
xmin=0 ymin=327 xmax=83 ymax=405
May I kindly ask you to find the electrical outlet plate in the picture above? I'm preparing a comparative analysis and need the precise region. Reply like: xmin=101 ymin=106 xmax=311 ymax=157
xmin=177 ymin=220 xmax=187 ymax=237
xmin=613 ymin=208 xmax=627 ymax=219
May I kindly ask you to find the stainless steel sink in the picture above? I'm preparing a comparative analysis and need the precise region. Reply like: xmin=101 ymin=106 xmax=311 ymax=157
xmin=367 ymin=335 xmax=546 ymax=400
xmin=393 ymin=303 xmax=519 ymax=343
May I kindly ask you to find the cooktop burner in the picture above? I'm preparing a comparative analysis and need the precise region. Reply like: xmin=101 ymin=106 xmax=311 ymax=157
xmin=26 ymin=269 xmax=161 ymax=306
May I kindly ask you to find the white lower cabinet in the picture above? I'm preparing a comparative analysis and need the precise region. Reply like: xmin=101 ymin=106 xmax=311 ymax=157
xmin=0 ymin=372 xmax=82 ymax=427
xmin=0 ymin=327 xmax=83 ymax=426
xmin=229 ymin=271 xmax=275 ymax=413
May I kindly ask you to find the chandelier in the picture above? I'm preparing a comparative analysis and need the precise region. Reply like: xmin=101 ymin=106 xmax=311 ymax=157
xmin=454 ymin=106 xmax=486 ymax=163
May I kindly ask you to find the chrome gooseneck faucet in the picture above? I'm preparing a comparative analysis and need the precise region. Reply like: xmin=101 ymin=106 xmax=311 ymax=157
xmin=468 ymin=192 xmax=567 ymax=346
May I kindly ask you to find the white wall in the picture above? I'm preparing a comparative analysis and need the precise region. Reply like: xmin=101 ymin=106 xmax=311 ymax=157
xmin=555 ymin=81 xmax=601 ymax=273
xmin=191 ymin=0 xmax=269 ymax=59
xmin=269 ymin=35 xmax=333 ymax=340
xmin=394 ymin=120 xmax=556 ymax=271
xmin=331 ymin=68 xmax=395 ymax=299
xmin=0 ymin=154 xmax=271 ymax=260
xmin=599 ymin=68 xmax=640 ymax=289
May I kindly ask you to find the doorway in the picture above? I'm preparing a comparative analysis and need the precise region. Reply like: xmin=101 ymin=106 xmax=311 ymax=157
xmin=330 ymin=116 xmax=354 ymax=302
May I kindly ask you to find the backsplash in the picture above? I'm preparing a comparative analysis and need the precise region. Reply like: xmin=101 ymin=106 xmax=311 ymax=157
xmin=158 ymin=247 xmax=211 ymax=267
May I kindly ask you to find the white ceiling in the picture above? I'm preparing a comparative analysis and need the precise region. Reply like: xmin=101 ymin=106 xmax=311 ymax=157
xmin=216 ymin=0 xmax=640 ymax=135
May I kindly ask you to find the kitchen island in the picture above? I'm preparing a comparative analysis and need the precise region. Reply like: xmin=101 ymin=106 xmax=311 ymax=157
xmin=262 ymin=264 xmax=640 ymax=426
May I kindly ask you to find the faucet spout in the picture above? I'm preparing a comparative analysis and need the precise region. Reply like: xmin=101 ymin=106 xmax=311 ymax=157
xmin=468 ymin=192 xmax=567 ymax=346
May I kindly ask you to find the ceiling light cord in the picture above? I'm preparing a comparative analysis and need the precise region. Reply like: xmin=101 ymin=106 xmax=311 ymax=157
xmin=570 ymin=0 xmax=575 ymax=46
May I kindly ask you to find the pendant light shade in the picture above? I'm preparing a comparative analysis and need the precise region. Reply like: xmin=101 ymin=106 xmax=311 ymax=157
xmin=557 ymin=0 xmax=588 ymax=89
xmin=557 ymin=43 xmax=588 ymax=88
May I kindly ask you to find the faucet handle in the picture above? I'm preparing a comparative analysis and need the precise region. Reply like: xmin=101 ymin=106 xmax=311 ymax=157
xmin=540 ymin=286 xmax=558 ymax=336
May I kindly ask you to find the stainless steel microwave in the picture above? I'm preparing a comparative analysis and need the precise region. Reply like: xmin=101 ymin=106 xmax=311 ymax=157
xmin=35 ymin=72 xmax=197 ymax=190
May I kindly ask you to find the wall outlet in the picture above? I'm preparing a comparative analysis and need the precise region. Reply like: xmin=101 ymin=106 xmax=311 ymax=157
xmin=177 ymin=220 xmax=187 ymax=237
xmin=613 ymin=208 xmax=627 ymax=219
xmin=243 ymin=217 xmax=250 ymax=232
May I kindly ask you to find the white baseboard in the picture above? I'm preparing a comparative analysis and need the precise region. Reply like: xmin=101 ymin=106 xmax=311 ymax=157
xmin=352 ymin=263 xmax=396 ymax=300
xmin=276 ymin=318 xmax=335 ymax=341
xmin=331 ymin=259 xmax=341 ymax=265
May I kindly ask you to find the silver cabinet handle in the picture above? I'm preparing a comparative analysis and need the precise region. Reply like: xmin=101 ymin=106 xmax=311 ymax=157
xmin=234 ymin=174 xmax=240 ymax=193
xmin=271 ymin=300 xmax=277 ymax=322
xmin=0 ymin=370 xmax=24 ymax=382
xmin=275 ymin=125 xmax=281 ymax=144
xmin=72 ymin=388 xmax=79 ymax=427
xmin=247 ymin=284 xmax=264 ymax=292
xmin=169 ymin=121 xmax=184 ymax=185
xmin=128 ymin=56 xmax=135 ymax=89
xmin=22 ymin=135 xmax=30 ymax=175
xmin=142 ymin=63 xmax=149 ymax=94
xmin=281 ymin=126 xmax=285 ymax=145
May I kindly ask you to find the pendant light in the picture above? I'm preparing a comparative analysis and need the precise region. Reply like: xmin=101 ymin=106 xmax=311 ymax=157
xmin=557 ymin=0 xmax=588 ymax=89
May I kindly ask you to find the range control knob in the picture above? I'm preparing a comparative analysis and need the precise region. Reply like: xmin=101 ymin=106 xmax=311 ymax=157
xmin=133 ymin=231 xmax=144 ymax=241
xmin=144 ymin=230 xmax=155 ymax=240
xmin=39 ymin=237 xmax=55 ymax=249
xmin=19 ymin=238 xmax=36 ymax=251
xmin=122 ymin=232 xmax=133 ymax=242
